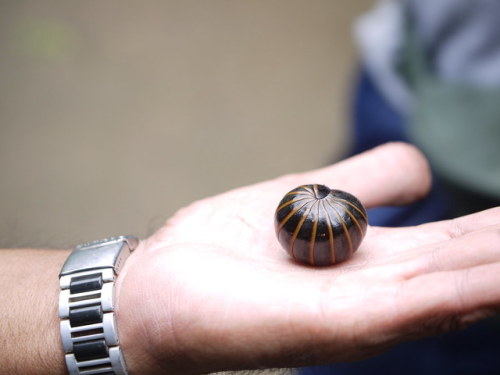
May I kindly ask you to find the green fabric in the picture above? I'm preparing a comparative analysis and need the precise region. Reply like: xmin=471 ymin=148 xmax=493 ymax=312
xmin=400 ymin=22 xmax=500 ymax=199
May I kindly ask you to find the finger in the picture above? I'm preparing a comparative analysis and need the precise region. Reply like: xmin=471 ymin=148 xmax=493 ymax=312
xmin=395 ymin=262 xmax=500 ymax=339
xmin=273 ymin=142 xmax=432 ymax=209
xmin=419 ymin=206 xmax=500 ymax=238
xmin=368 ymin=224 xmax=500 ymax=281
xmin=417 ymin=224 xmax=500 ymax=274
xmin=368 ymin=207 xmax=500 ymax=253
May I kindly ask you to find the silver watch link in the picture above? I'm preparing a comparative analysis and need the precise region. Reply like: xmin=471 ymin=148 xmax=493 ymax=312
xmin=59 ymin=236 xmax=138 ymax=375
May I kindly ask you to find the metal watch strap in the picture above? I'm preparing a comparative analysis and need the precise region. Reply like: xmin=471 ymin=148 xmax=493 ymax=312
xmin=59 ymin=236 xmax=138 ymax=375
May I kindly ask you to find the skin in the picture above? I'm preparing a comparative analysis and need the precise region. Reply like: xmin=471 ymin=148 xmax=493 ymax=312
xmin=1 ymin=142 xmax=500 ymax=374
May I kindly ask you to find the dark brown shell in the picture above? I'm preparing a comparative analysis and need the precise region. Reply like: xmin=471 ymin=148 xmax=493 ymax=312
xmin=274 ymin=184 xmax=368 ymax=266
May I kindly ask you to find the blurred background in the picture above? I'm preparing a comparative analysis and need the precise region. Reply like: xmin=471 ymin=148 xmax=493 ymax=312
xmin=0 ymin=0 xmax=372 ymax=249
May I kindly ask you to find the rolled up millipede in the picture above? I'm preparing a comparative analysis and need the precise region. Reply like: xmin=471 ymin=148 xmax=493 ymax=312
xmin=274 ymin=184 xmax=368 ymax=266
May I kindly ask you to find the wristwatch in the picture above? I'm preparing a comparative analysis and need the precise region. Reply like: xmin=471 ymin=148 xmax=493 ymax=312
xmin=59 ymin=236 xmax=138 ymax=375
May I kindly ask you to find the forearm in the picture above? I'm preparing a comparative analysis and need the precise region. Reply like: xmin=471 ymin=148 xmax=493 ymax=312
xmin=0 ymin=249 xmax=70 ymax=375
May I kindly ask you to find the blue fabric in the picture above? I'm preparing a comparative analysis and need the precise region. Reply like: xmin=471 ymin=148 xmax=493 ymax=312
xmin=350 ymin=70 xmax=408 ymax=156
xmin=301 ymin=320 xmax=500 ymax=375
xmin=350 ymin=69 xmax=449 ymax=227
xmin=300 ymin=70 xmax=500 ymax=374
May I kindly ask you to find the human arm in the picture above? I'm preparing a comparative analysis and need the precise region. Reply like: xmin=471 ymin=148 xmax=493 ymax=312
xmin=0 ymin=249 xmax=69 ymax=375
xmin=2 ymin=142 xmax=500 ymax=375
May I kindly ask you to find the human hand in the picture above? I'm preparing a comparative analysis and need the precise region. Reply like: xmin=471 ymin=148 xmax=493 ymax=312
xmin=116 ymin=143 xmax=500 ymax=374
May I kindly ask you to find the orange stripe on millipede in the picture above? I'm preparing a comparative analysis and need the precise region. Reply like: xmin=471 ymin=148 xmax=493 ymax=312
xmin=338 ymin=202 xmax=366 ymax=237
xmin=277 ymin=196 xmax=314 ymax=212
xmin=290 ymin=203 xmax=313 ymax=261
xmin=312 ymin=184 xmax=319 ymax=196
xmin=284 ymin=190 xmax=309 ymax=197
xmin=326 ymin=200 xmax=353 ymax=256
xmin=308 ymin=201 xmax=319 ymax=265
xmin=332 ymin=197 xmax=368 ymax=222
xmin=302 ymin=185 xmax=315 ymax=195
xmin=321 ymin=200 xmax=336 ymax=264
xmin=277 ymin=200 xmax=309 ymax=232
xmin=332 ymin=198 xmax=367 ymax=236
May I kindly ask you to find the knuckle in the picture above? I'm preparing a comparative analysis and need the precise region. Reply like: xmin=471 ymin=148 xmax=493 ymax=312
xmin=445 ymin=218 xmax=466 ymax=239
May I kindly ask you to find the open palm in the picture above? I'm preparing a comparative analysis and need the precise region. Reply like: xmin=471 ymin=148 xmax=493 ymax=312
xmin=117 ymin=143 xmax=500 ymax=375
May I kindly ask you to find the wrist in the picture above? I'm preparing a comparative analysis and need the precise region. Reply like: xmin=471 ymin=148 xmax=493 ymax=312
xmin=115 ymin=239 xmax=225 ymax=375
xmin=0 ymin=249 xmax=69 ymax=375
xmin=114 ymin=240 xmax=162 ymax=375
